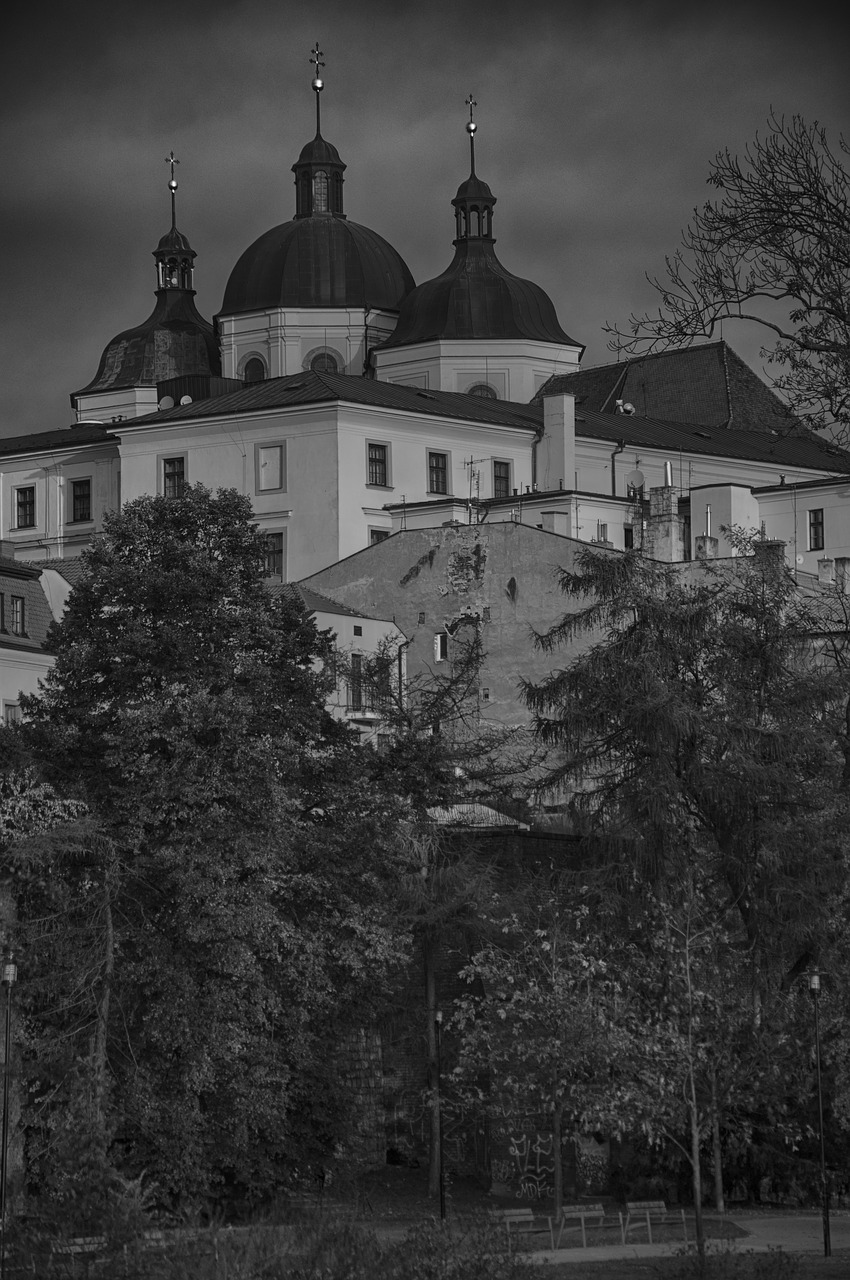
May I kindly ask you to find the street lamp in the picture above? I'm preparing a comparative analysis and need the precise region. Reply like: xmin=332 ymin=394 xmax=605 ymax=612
xmin=0 ymin=948 xmax=17 ymax=1280
xmin=808 ymin=971 xmax=831 ymax=1259
xmin=435 ymin=1009 xmax=446 ymax=1221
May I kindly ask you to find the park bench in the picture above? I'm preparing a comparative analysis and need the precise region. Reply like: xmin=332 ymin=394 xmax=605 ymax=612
xmin=548 ymin=1202 xmax=607 ymax=1249
xmin=490 ymin=1207 xmax=550 ymax=1250
xmin=622 ymin=1199 xmax=687 ymax=1244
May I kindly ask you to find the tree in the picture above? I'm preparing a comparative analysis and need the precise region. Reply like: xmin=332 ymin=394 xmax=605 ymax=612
xmin=15 ymin=487 xmax=409 ymax=1206
xmin=453 ymin=891 xmax=623 ymax=1218
xmin=606 ymin=113 xmax=850 ymax=435
xmin=523 ymin=545 xmax=849 ymax=982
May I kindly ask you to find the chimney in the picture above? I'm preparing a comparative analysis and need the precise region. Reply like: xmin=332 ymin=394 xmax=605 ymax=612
xmin=643 ymin=484 xmax=684 ymax=562
xmin=752 ymin=538 xmax=786 ymax=570
xmin=694 ymin=535 xmax=719 ymax=560
xmin=835 ymin=557 xmax=850 ymax=593
xmin=539 ymin=394 xmax=576 ymax=494
xmin=817 ymin=557 xmax=836 ymax=586
xmin=540 ymin=510 xmax=571 ymax=537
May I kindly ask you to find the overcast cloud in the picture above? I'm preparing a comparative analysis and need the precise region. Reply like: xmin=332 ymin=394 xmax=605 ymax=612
xmin=0 ymin=0 xmax=845 ymax=437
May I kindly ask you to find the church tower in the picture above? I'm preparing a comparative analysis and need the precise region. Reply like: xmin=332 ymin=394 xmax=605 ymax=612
xmin=71 ymin=154 xmax=220 ymax=423
xmin=217 ymin=45 xmax=414 ymax=381
xmin=374 ymin=97 xmax=584 ymax=403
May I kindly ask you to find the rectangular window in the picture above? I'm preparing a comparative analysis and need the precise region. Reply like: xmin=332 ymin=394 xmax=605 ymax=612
xmin=808 ymin=508 xmax=825 ymax=551
xmin=349 ymin=653 xmax=363 ymax=711
xmin=9 ymin=596 xmax=25 ymax=636
xmin=262 ymin=531 xmax=285 ymax=579
xmin=624 ymin=526 xmax=635 ymax=550
xmin=434 ymin=632 xmax=448 ymax=663
xmin=15 ymin=487 xmax=35 ymax=529
xmin=428 ymin=451 xmax=448 ymax=494
xmin=163 ymin=457 xmax=186 ymax=499
xmin=370 ymin=528 xmax=390 ymax=545
xmin=367 ymin=443 xmax=389 ymax=487
xmin=493 ymin=460 xmax=511 ymax=500
xmin=256 ymin=443 xmax=286 ymax=493
xmin=71 ymin=478 xmax=92 ymax=523
xmin=3 ymin=703 xmax=21 ymax=727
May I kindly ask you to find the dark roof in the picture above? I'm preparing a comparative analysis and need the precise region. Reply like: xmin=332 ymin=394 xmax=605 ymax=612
xmin=73 ymin=288 xmax=220 ymax=400
xmin=576 ymin=407 xmax=850 ymax=474
xmin=0 ymin=567 xmax=55 ymax=652
xmin=127 ymin=370 xmax=543 ymax=431
xmin=35 ymin=557 xmax=89 ymax=587
xmin=273 ymin=582 xmax=379 ymax=618
xmin=535 ymin=342 xmax=798 ymax=435
xmin=378 ymin=237 xmax=580 ymax=350
xmin=752 ymin=474 xmax=850 ymax=494
xmin=124 ymin=368 xmax=850 ymax=474
xmin=219 ymin=216 xmax=414 ymax=315
xmin=0 ymin=424 xmax=116 ymax=459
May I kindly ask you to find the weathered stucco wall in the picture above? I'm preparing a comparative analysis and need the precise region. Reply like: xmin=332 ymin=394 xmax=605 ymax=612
xmin=302 ymin=521 xmax=599 ymax=726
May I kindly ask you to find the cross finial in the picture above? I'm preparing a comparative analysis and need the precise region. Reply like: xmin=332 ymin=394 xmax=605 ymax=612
xmin=164 ymin=151 xmax=180 ymax=227
xmin=310 ymin=42 xmax=325 ymax=133
xmin=465 ymin=94 xmax=477 ymax=174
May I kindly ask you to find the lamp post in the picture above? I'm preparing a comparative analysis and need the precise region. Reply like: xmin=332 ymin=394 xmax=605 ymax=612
xmin=0 ymin=948 xmax=17 ymax=1280
xmin=809 ymin=971 xmax=831 ymax=1258
xmin=435 ymin=1009 xmax=446 ymax=1221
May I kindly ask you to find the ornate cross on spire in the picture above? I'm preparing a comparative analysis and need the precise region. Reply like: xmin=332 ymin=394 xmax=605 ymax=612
xmin=465 ymin=94 xmax=477 ymax=174
xmin=164 ymin=150 xmax=180 ymax=227
xmin=310 ymin=42 xmax=325 ymax=133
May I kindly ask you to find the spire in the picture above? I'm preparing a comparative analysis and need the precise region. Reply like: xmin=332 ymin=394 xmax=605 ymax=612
xmin=310 ymin=41 xmax=325 ymax=136
xmin=153 ymin=151 xmax=197 ymax=291
xmin=293 ymin=42 xmax=346 ymax=218
xmin=452 ymin=94 xmax=496 ymax=244
xmin=465 ymin=94 xmax=477 ymax=174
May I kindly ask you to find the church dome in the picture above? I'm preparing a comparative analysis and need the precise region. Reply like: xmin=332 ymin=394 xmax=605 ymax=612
xmin=220 ymin=112 xmax=414 ymax=317
xmin=380 ymin=158 xmax=578 ymax=350
xmin=73 ymin=220 xmax=220 ymax=400
xmin=221 ymin=216 xmax=414 ymax=315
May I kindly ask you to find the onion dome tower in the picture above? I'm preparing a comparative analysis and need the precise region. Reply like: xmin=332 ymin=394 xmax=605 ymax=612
xmin=72 ymin=154 xmax=220 ymax=422
xmin=217 ymin=45 xmax=414 ymax=381
xmin=374 ymin=97 xmax=583 ymax=403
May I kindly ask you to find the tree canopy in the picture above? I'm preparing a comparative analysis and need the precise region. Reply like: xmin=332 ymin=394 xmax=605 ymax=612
xmin=606 ymin=113 xmax=850 ymax=435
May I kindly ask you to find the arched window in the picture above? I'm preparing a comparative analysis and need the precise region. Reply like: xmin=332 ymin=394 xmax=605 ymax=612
xmin=467 ymin=382 xmax=498 ymax=400
xmin=313 ymin=170 xmax=328 ymax=213
xmin=243 ymin=357 xmax=266 ymax=383
xmin=310 ymin=352 xmax=339 ymax=374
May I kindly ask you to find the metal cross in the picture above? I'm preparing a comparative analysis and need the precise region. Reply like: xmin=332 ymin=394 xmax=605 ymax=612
xmin=465 ymin=94 xmax=477 ymax=124
xmin=164 ymin=151 xmax=180 ymax=182
xmin=310 ymin=43 xmax=325 ymax=75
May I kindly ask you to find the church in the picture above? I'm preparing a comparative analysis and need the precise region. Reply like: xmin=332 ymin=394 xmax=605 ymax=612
xmin=2 ymin=48 xmax=850 ymax=721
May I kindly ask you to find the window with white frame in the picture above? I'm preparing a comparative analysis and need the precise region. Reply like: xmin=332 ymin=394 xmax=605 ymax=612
xmin=808 ymin=508 xmax=825 ymax=551
xmin=3 ymin=703 xmax=21 ymax=726
xmin=162 ymin=456 xmax=186 ymax=499
xmin=70 ymin=478 xmax=92 ymax=523
xmin=434 ymin=632 xmax=448 ymax=663
xmin=367 ymin=442 xmax=390 ymax=487
xmin=15 ymin=487 xmax=35 ymax=529
xmin=9 ymin=596 xmax=25 ymax=636
xmin=428 ymin=451 xmax=449 ymax=494
xmin=493 ymin=460 xmax=511 ymax=499
xmin=262 ymin=531 xmax=286 ymax=579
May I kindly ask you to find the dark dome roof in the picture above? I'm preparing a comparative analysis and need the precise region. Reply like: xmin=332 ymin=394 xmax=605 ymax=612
xmin=296 ymin=135 xmax=343 ymax=166
xmin=220 ymin=216 xmax=415 ymax=315
xmin=380 ymin=241 xmax=578 ymax=348
xmin=156 ymin=225 xmax=195 ymax=254
xmin=73 ymin=290 xmax=220 ymax=398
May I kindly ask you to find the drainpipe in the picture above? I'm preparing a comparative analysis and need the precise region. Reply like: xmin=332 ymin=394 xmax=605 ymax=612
xmin=611 ymin=440 xmax=626 ymax=496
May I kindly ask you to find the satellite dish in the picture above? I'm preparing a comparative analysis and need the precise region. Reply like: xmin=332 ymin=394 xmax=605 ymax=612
xmin=625 ymin=469 xmax=645 ymax=489
xmin=179 ymin=395 xmax=193 ymax=405
xmin=796 ymin=555 xmax=804 ymax=564
xmin=158 ymin=396 xmax=174 ymax=410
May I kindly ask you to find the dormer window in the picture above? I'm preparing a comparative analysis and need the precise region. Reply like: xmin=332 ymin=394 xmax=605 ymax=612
xmin=313 ymin=171 xmax=329 ymax=213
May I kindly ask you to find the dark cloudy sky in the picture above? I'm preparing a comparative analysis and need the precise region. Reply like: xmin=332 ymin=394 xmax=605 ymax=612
xmin=1 ymin=1 xmax=845 ymax=438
